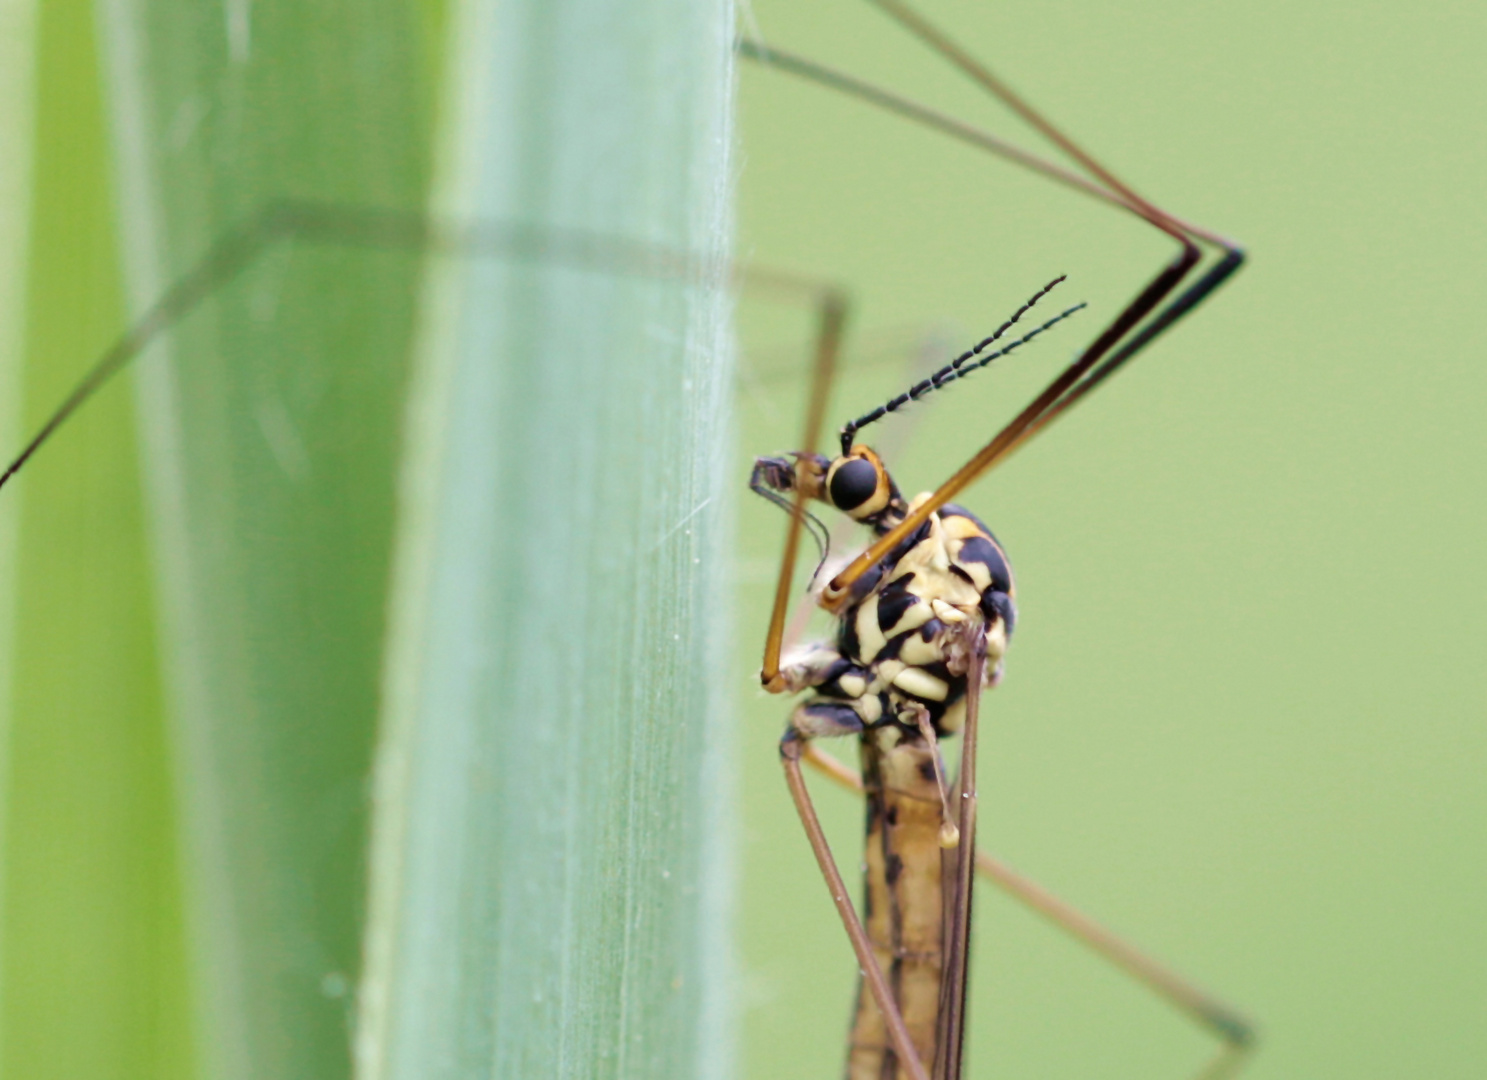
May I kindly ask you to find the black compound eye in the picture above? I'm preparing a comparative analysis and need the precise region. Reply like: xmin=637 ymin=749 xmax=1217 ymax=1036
xmin=828 ymin=457 xmax=879 ymax=511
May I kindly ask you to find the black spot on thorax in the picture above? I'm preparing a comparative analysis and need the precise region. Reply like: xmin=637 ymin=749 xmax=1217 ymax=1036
xmin=876 ymin=573 xmax=919 ymax=633
xmin=956 ymin=535 xmax=1012 ymax=595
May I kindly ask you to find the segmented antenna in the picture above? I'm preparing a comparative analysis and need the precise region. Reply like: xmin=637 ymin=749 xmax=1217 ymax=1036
xmin=839 ymin=277 xmax=1085 ymax=454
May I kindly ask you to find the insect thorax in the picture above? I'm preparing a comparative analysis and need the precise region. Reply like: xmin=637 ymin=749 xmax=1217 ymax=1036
xmin=785 ymin=496 xmax=1016 ymax=743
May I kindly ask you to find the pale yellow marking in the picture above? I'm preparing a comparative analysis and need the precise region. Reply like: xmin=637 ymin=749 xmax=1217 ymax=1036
xmin=986 ymin=620 xmax=1009 ymax=659
xmin=893 ymin=667 xmax=949 ymax=701
xmin=839 ymin=673 xmax=868 ymax=699
xmin=876 ymin=658 xmax=906 ymax=685
xmin=880 ymin=598 xmax=933 ymax=640
xmin=856 ymin=593 xmax=887 ymax=662
xmin=941 ymin=514 xmax=985 ymax=540
xmin=898 ymin=632 xmax=941 ymax=666
xmin=931 ymin=598 xmax=968 ymax=623
xmin=953 ymin=541 xmax=993 ymax=591
xmin=889 ymin=536 xmax=942 ymax=585
xmin=891 ymin=517 xmax=980 ymax=607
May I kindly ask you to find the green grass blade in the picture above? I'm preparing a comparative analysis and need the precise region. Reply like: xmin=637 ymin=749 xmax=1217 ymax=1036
xmin=0 ymin=0 xmax=34 ymax=712
xmin=357 ymin=2 xmax=737 ymax=1078
xmin=0 ymin=5 xmax=194 ymax=1079
xmin=93 ymin=3 xmax=439 ymax=1077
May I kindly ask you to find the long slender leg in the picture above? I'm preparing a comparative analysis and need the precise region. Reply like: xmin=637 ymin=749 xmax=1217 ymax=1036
xmin=910 ymin=706 xmax=959 ymax=848
xmin=778 ymin=325 xmax=945 ymax=652
xmin=746 ymin=15 xmax=1253 ymax=1071
xmin=0 ymin=197 xmax=849 ymax=498
xmin=0 ymin=207 xmax=279 ymax=491
xmin=934 ymin=634 xmax=985 ymax=1080
xmin=780 ymin=732 xmax=931 ymax=1080
xmin=822 ymin=242 xmax=1196 ymax=607
xmin=802 ymin=742 xmax=1257 ymax=1077
xmin=736 ymin=39 xmax=1133 ymax=222
xmin=1003 ymin=250 xmax=1246 ymax=455
xmin=759 ymin=290 xmax=848 ymax=689
xmin=0 ymin=187 xmax=850 ymax=690
xmin=871 ymin=0 xmax=1175 ymax=231
xmin=738 ymin=34 xmax=1246 ymax=497
xmin=988 ymin=868 xmax=1255 ymax=1079
xmin=735 ymin=34 xmax=1242 ymax=273
xmin=740 ymin=4 xmax=1245 ymax=609
xmin=874 ymin=0 xmax=1255 ymax=456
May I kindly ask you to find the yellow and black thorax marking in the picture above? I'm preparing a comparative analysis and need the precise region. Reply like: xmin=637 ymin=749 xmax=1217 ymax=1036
xmin=786 ymin=493 xmax=1016 ymax=744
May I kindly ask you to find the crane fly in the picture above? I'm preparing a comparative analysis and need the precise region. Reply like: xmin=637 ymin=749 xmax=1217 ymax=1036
xmin=743 ymin=2 xmax=1252 ymax=1077
xmin=1 ymin=2 xmax=1253 ymax=1075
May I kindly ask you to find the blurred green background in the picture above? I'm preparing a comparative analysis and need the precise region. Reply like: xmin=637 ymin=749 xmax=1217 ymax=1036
xmin=734 ymin=1 xmax=1487 ymax=1079
xmin=4 ymin=0 xmax=1486 ymax=1078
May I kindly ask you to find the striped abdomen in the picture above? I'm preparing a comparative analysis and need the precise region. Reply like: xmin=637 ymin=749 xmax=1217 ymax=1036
xmin=846 ymin=730 xmax=949 ymax=1080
